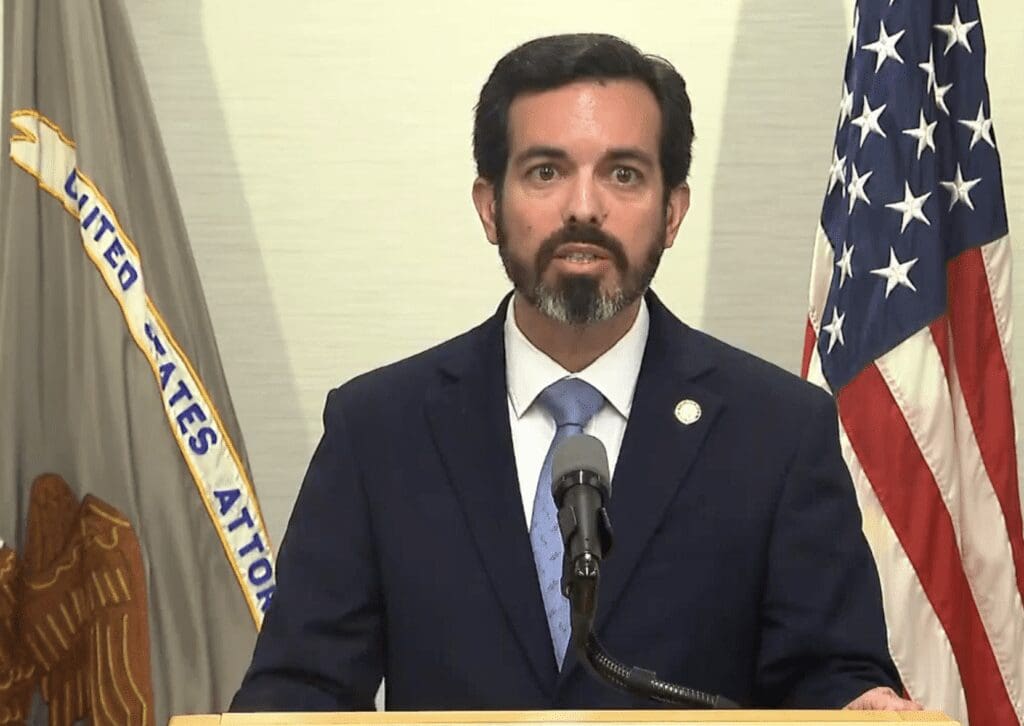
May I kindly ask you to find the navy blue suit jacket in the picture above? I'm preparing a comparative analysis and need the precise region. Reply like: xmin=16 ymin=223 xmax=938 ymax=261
xmin=231 ymin=292 xmax=899 ymax=711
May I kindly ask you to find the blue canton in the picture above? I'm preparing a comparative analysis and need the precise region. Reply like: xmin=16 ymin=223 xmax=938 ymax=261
xmin=818 ymin=0 xmax=1009 ymax=391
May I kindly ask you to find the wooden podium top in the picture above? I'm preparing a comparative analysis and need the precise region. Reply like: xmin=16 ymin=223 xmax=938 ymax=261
xmin=169 ymin=710 xmax=956 ymax=726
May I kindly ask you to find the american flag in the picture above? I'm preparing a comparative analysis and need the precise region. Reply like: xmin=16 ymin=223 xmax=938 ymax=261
xmin=801 ymin=1 xmax=1023 ymax=724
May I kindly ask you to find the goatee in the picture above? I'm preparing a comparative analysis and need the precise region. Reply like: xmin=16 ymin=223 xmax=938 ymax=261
xmin=496 ymin=210 xmax=665 ymax=326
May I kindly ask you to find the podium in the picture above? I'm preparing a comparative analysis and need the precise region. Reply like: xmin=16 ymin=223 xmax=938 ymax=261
xmin=169 ymin=710 xmax=957 ymax=726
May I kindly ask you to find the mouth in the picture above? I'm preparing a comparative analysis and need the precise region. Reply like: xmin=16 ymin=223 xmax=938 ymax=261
xmin=552 ymin=243 xmax=611 ymax=265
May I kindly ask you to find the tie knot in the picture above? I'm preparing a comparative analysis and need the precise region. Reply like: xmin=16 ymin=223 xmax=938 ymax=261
xmin=537 ymin=378 xmax=605 ymax=429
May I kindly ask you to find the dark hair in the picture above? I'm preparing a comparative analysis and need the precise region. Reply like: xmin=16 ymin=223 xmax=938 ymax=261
xmin=473 ymin=33 xmax=695 ymax=199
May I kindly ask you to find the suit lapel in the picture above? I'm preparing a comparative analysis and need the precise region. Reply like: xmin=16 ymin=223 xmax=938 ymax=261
xmin=425 ymin=299 xmax=559 ymax=694
xmin=557 ymin=292 xmax=724 ymax=688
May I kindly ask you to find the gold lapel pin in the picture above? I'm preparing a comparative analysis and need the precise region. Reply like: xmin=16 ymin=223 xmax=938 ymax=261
xmin=675 ymin=399 xmax=702 ymax=425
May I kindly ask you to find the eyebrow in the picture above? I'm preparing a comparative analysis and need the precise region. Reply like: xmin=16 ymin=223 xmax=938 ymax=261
xmin=511 ymin=145 xmax=656 ymax=169
xmin=511 ymin=146 xmax=569 ymax=167
xmin=605 ymin=147 xmax=656 ymax=169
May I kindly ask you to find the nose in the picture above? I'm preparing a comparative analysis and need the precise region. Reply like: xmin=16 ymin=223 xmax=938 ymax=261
xmin=563 ymin=173 xmax=606 ymax=227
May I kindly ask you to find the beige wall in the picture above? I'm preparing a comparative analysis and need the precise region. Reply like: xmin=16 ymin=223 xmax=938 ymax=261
xmin=120 ymin=0 xmax=1024 ymax=545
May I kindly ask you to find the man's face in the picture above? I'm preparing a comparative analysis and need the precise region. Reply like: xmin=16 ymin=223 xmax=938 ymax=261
xmin=474 ymin=79 xmax=689 ymax=325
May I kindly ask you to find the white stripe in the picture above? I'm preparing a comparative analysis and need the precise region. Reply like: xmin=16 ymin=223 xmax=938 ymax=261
xmin=948 ymin=339 xmax=1024 ymax=720
xmin=875 ymin=330 xmax=967 ymax=539
xmin=804 ymin=333 xmax=831 ymax=394
xmin=808 ymin=225 xmax=835 ymax=333
xmin=980 ymin=236 xmax=1014 ymax=383
xmin=805 ymin=331 xmax=966 ymax=720
xmin=840 ymin=425 xmax=968 ymax=722
xmin=979 ymin=236 xmax=1024 ymax=517
xmin=877 ymin=329 xmax=1024 ymax=722
xmin=802 ymin=331 xmax=962 ymax=720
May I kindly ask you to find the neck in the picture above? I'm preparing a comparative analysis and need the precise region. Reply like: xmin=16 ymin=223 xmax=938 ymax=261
xmin=512 ymin=292 xmax=642 ymax=373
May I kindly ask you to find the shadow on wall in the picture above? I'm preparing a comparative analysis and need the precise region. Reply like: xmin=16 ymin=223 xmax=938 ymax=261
xmin=125 ymin=0 xmax=309 ymax=541
xmin=703 ymin=0 xmax=849 ymax=375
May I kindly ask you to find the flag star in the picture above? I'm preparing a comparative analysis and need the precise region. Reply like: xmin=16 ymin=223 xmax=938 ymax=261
xmin=862 ymin=21 xmax=906 ymax=72
xmin=827 ymin=148 xmax=847 ymax=195
xmin=919 ymin=46 xmax=937 ymax=93
xmin=885 ymin=182 xmax=932 ymax=232
xmin=959 ymin=103 xmax=995 ymax=149
xmin=871 ymin=248 xmax=919 ymax=298
xmin=835 ymin=243 xmax=855 ymax=288
xmin=847 ymin=164 xmax=873 ymax=213
xmin=934 ymin=82 xmax=954 ymax=116
xmin=838 ymin=82 xmax=854 ymax=127
xmin=934 ymin=6 xmax=979 ymax=55
xmin=851 ymin=98 xmax=888 ymax=147
xmin=902 ymin=110 xmax=937 ymax=159
xmin=822 ymin=307 xmax=847 ymax=354
xmin=940 ymin=164 xmax=982 ymax=210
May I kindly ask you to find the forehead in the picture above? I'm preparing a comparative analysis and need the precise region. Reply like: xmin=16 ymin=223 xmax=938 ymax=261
xmin=506 ymin=79 xmax=661 ymax=156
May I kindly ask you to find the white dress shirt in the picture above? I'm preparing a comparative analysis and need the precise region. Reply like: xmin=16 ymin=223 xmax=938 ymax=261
xmin=503 ymin=296 xmax=650 ymax=527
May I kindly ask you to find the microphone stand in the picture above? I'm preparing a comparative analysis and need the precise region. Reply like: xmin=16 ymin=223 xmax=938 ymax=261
xmin=564 ymin=553 xmax=740 ymax=710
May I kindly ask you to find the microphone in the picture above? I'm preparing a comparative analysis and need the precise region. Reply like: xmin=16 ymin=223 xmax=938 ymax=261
xmin=550 ymin=434 xmax=614 ymax=643
xmin=551 ymin=434 xmax=614 ymax=588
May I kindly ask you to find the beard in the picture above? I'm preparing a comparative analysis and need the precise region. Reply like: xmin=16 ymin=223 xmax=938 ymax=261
xmin=495 ymin=202 xmax=666 ymax=326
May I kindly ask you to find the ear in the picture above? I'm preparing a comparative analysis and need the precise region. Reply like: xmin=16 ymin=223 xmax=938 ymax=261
xmin=662 ymin=184 xmax=690 ymax=249
xmin=472 ymin=177 xmax=499 ymax=245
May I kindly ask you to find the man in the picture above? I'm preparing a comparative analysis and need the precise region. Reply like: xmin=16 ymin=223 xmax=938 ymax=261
xmin=231 ymin=34 xmax=916 ymax=712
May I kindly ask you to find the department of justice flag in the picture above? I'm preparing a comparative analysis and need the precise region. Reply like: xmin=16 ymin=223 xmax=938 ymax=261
xmin=0 ymin=1 xmax=274 ymax=723
xmin=802 ymin=1 xmax=1023 ymax=724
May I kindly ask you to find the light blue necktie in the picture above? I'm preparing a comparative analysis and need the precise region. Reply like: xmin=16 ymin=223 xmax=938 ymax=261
xmin=530 ymin=377 xmax=605 ymax=669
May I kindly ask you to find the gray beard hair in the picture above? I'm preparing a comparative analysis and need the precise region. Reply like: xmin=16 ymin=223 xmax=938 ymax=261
xmin=532 ymin=284 xmax=628 ymax=326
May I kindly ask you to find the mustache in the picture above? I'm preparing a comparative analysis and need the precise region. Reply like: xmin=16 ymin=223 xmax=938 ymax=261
xmin=535 ymin=223 xmax=629 ymax=273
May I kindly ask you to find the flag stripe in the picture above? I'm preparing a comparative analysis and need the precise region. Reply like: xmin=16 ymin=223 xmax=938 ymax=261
xmin=947 ymin=242 xmax=1024 ymax=601
xmin=803 ymin=226 xmax=837 ymax=380
xmin=929 ymin=318 xmax=951 ymax=377
xmin=837 ymin=363 xmax=1018 ymax=726
xmin=979 ymin=236 xmax=1024 ymax=562
xmin=876 ymin=326 xmax=1024 ymax=721
xmin=805 ymin=334 xmax=967 ymax=719
xmin=838 ymin=427 xmax=968 ymax=718
xmin=809 ymin=226 xmax=836 ymax=333
xmin=946 ymin=338 xmax=1024 ymax=722
xmin=980 ymin=238 xmax=1015 ymax=383
xmin=801 ymin=321 xmax=816 ymax=379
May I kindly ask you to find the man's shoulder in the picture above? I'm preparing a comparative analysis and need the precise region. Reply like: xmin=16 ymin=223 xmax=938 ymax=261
xmin=325 ymin=314 xmax=496 ymax=412
xmin=645 ymin=291 xmax=826 ymax=407
xmin=702 ymin=329 xmax=823 ymax=391
xmin=673 ymin=323 xmax=833 ymax=415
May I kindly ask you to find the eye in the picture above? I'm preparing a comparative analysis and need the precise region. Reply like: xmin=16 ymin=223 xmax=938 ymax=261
xmin=613 ymin=167 xmax=641 ymax=185
xmin=528 ymin=164 xmax=558 ymax=182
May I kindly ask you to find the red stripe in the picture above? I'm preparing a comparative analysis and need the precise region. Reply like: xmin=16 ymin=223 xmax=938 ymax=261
xmin=946 ymin=247 xmax=1024 ymax=600
xmin=837 ymin=365 xmax=1017 ymax=726
xmin=801 ymin=320 xmax=816 ymax=379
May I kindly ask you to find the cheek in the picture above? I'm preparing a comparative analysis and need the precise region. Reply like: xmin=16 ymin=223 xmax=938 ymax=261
xmin=636 ymin=207 xmax=669 ymax=242
xmin=502 ymin=209 xmax=547 ymax=247
xmin=503 ymin=189 xmax=562 ymax=233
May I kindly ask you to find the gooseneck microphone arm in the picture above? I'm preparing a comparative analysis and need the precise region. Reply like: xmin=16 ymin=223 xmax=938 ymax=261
xmin=551 ymin=435 xmax=740 ymax=710
xmin=566 ymin=558 xmax=739 ymax=709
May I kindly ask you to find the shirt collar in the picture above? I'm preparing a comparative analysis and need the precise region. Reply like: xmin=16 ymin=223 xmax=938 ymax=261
xmin=504 ymin=295 xmax=650 ymax=420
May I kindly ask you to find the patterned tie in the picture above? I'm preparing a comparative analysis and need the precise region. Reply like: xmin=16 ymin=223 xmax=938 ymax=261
xmin=530 ymin=377 xmax=605 ymax=669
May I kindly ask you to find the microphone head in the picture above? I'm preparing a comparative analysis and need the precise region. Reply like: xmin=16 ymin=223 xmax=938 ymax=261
xmin=552 ymin=434 xmax=611 ymax=491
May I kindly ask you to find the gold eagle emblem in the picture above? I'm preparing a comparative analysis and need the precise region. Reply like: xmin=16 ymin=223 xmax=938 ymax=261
xmin=0 ymin=474 xmax=154 ymax=725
